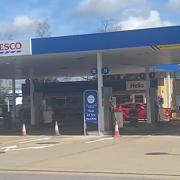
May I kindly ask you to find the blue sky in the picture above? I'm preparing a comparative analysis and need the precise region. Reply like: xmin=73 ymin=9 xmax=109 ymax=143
xmin=0 ymin=0 xmax=180 ymax=40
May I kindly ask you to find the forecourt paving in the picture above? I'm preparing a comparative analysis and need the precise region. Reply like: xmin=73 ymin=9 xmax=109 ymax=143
xmin=0 ymin=135 xmax=180 ymax=179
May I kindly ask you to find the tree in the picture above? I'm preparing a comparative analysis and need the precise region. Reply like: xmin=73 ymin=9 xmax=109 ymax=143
xmin=34 ymin=20 xmax=60 ymax=83
xmin=98 ymin=18 xmax=122 ymax=33
xmin=98 ymin=18 xmax=114 ymax=32
xmin=35 ymin=19 xmax=51 ymax=38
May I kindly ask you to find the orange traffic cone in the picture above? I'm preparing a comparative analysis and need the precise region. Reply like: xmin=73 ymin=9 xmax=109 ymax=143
xmin=22 ymin=123 xmax=27 ymax=136
xmin=114 ymin=121 xmax=120 ymax=137
xmin=55 ymin=121 xmax=60 ymax=136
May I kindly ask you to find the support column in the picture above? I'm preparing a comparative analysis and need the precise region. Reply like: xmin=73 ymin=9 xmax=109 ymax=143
xmin=145 ymin=68 xmax=152 ymax=124
xmin=167 ymin=72 xmax=171 ymax=108
xmin=12 ymin=78 xmax=16 ymax=121
xmin=97 ymin=52 xmax=104 ymax=135
xmin=30 ymin=69 xmax=35 ymax=125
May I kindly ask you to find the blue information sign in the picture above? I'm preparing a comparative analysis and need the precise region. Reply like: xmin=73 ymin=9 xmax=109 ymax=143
xmin=102 ymin=67 xmax=109 ymax=75
xmin=149 ymin=72 xmax=156 ymax=79
xmin=139 ymin=73 xmax=146 ymax=80
xmin=158 ymin=96 xmax=164 ymax=106
xmin=83 ymin=90 xmax=98 ymax=124
xmin=90 ymin=67 xmax=110 ymax=75
xmin=91 ymin=68 xmax=97 ymax=75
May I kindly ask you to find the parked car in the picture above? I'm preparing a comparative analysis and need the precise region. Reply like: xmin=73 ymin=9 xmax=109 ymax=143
xmin=115 ymin=102 xmax=170 ymax=122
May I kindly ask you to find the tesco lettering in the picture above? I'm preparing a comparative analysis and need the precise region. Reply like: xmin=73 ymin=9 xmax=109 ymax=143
xmin=0 ymin=42 xmax=22 ymax=51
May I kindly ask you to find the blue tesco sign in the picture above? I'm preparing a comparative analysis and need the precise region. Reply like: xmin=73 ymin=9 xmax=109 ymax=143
xmin=83 ymin=90 xmax=98 ymax=124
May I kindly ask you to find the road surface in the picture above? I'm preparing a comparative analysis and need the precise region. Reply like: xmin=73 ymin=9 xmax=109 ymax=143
xmin=0 ymin=134 xmax=180 ymax=179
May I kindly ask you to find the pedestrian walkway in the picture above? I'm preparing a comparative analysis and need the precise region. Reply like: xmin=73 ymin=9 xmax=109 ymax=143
xmin=121 ymin=120 xmax=180 ymax=136
xmin=0 ymin=120 xmax=180 ymax=136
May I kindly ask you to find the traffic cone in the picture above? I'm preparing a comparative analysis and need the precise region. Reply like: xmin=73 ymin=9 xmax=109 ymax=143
xmin=114 ymin=121 xmax=120 ymax=137
xmin=55 ymin=121 xmax=60 ymax=136
xmin=22 ymin=123 xmax=27 ymax=136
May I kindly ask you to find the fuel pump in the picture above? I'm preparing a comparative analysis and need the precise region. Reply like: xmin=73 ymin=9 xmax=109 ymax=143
xmin=102 ymin=87 xmax=113 ymax=132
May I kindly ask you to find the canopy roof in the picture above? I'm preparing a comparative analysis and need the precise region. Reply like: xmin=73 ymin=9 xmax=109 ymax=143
xmin=0 ymin=26 xmax=180 ymax=79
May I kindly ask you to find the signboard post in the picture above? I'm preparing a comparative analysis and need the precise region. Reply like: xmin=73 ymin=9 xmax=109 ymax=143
xmin=83 ymin=90 xmax=98 ymax=135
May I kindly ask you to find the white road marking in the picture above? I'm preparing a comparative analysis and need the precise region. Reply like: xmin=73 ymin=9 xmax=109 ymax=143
xmin=85 ymin=137 xmax=114 ymax=144
xmin=1 ymin=145 xmax=17 ymax=152
xmin=18 ymin=137 xmax=52 ymax=144
xmin=12 ymin=145 xmax=55 ymax=151
xmin=60 ymin=142 xmax=72 ymax=144
xmin=123 ymin=135 xmax=147 ymax=138
xmin=0 ymin=136 xmax=51 ymax=144
xmin=123 ymin=135 xmax=180 ymax=138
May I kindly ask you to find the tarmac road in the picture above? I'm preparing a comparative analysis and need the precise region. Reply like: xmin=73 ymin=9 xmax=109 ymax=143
xmin=0 ymin=134 xmax=180 ymax=179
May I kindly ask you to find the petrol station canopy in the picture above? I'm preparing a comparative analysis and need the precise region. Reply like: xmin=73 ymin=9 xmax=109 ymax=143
xmin=0 ymin=26 xmax=180 ymax=79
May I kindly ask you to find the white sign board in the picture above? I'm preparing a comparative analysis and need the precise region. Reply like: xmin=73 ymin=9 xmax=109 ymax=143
xmin=0 ymin=40 xmax=31 ymax=56
xmin=126 ymin=81 xmax=146 ymax=91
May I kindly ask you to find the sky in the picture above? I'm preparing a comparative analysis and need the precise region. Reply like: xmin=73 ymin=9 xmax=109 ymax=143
xmin=0 ymin=0 xmax=180 ymax=40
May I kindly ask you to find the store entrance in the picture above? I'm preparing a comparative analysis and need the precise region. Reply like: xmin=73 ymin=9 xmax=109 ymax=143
xmin=42 ymin=94 xmax=84 ymax=135
xmin=114 ymin=93 xmax=146 ymax=104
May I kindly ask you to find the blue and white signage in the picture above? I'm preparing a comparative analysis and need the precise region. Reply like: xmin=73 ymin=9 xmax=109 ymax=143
xmin=102 ymin=66 xmax=109 ymax=75
xmin=84 ymin=90 xmax=98 ymax=124
xmin=91 ymin=68 xmax=97 ymax=75
xmin=158 ymin=96 xmax=164 ymax=106
xmin=139 ymin=73 xmax=146 ymax=80
xmin=91 ymin=67 xmax=110 ymax=75
xmin=149 ymin=72 xmax=156 ymax=79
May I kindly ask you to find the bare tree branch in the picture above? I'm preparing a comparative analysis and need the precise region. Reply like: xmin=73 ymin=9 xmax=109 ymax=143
xmin=98 ymin=18 xmax=114 ymax=32
xmin=98 ymin=18 xmax=122 ymax=32
xmin=35 ymin=19 xmax=51 ymax=38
